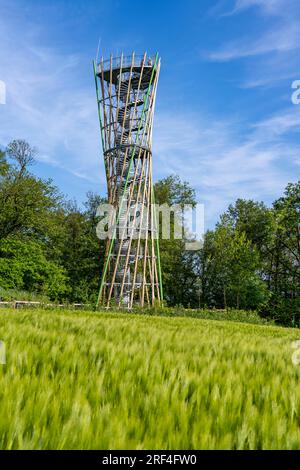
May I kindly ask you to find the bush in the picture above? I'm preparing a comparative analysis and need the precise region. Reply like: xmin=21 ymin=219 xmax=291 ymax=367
xmin=258 ymin=295 xmax=300 ymax=327
xmin=0 ymin=237 xmax=68 ymax=301
xmin=133 ymin=305 xmax=270 ymax=325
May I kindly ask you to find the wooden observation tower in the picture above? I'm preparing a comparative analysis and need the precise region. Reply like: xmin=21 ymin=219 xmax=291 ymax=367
xmin=93 ymin=52 xmax=163 ymax=309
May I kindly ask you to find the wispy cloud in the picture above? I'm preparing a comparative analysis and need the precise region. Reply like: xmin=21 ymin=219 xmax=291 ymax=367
xmin=154 ymin=106 xmax=300 ymax=226
xmin=0 ymin=1 xmax=105 ymax=188
xmin=208 ymin=22 xmax=300 ymax=61
xmin=1 ymin=0 xmax=299 ymax=230
xmin=207 ymin=0 xmax=300 ymax=90
xmin=225 ymin=0 xmax=290 ymax=16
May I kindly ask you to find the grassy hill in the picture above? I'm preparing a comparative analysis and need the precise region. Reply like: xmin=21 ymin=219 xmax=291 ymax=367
xmin=0 ymin=308 xmax=300 ymax=449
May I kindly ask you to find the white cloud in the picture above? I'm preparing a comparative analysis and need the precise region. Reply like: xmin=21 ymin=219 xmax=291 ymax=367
xmin=208 ymin=22 xmax=300 ymax=61
xmin=1 ymin=0 xmax=299 ymax=230
xmin=218 ymin=0 xmax=298 ymax=17
xmin=207 ymin=0 xmax=300 ymax=91
xmin=153 ymin=107 xmax=300 ymax=227
xmin=227 ymin=0 xmax=290 ymax=16
xmin=253 ymin=107 xmax=300 ymax=137
xmin=0 ymin=3 xmax=105 ymax=187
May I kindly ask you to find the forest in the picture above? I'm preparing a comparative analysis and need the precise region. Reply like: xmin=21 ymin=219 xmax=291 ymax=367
xmin=0 ymin=140 xmax=299 ymax=326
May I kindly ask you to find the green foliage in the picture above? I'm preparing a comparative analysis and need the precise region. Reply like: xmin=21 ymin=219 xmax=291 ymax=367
xmin=0 ymin=166 xmax=61 ymax=240
xmin=199 ymin=225 xmax=268 ymax=310
xmin=270 ymin=182 xmax=300 ymax=297
xmin=0 ymin=237 xmax=68 ymax=300
xmin=258 ymin=295 xmax=300 ymax=327
xmin=154 ymin=175 xmax=199 ymax=307
xmin=199 ymin=186 xmax=299 ymax=322
xmin=134 ymin=305 xmax=269 ymax=325
xmin=254 ymin=182 xmax=300 ymax=325
xmin=222 ymin=198 xmax=272 ymax=250
xmin=0 ymin=151 xmax=9 ymax=177
xmin=0 ymin=141 xmax=104 ymax=303
xmin=0 ymin=287 xmax=50 ymax=302
xmin=0 ymin=139 xmax=299 ymax=321
xmin=58 ymin=194 xmax=106 ymax=302
xmin=0 ymin=308 xmax=299 ymax=449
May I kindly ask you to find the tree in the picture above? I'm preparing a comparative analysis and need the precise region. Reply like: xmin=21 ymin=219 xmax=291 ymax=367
xmin=199 ymin=223 xmax=267 ymax=310
xmin=58 ymin=193 xmax=106 ymax=302
xmin=222 ymin=199 xmax=272 ymax=251
xmin=0 ymin=141 xmax=62 ymax=241
xmin=0 ymin=150 xmax=8 ymax=177
xmin=259 ymin=182 xmax=300 ymax=325
xmin=272 ymin=182 xmax=300 ymax=297
xmin=0 ymin=140 xmax=68 ymax=300
xmin=154 ymin=175 xmax=199 ymax=307
xmin=0 ymin=138 xmax=299 ymax=319
xmin=6 ymin=140 xmax=36 ymax=176
xmin=0 ymin=173 xmax=61 ymax=240
xmin=0 ymin=236 xmax=68 ymax=300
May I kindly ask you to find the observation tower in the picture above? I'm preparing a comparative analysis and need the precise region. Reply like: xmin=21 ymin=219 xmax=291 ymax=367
xmin=93 ymin=52 xmax=163 ymax=309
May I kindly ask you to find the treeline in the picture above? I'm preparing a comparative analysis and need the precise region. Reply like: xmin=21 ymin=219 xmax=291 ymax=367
xmin=0 ymin=140 xmax=299 ymax=325
xmin=156 ymin=173 xmax=300 ymax=325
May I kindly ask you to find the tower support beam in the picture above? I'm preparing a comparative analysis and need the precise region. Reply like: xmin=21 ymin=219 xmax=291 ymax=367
xmin=93 ymin=52 xmax=163 ymax=309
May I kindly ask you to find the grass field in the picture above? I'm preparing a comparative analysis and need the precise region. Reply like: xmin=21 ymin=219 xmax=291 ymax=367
xmin=1 ymin=308 xmax=300 ymax=449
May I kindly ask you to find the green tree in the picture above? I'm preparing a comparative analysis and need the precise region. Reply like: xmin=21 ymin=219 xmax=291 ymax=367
xmin=259 ymin=182 xmax=300 ymax=325
xmin=199 ymin=224 xmax=267 ymax=310
xmin=0 ymin=236 xmax=67 ymax=299
xmin=0 ymin=141 xmax=62 ymax=240
xmin=0 ymin=140 xmax=68 ymax=300
xmin=58 ymin=193 xmax=106 ymax=302
xmin=0 ymin=150 xmax=9 ymax=177
xmin=222 ymin=199 xmax=272 ymax=251
xmin=154 ymin=175 xmax=199 ymax=307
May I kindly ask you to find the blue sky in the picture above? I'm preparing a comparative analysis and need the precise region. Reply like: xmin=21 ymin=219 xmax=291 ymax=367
xmin=0 ymin=0 xmax=300 ymax=228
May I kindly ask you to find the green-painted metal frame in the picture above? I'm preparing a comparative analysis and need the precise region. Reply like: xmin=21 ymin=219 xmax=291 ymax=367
xmin=93 ymin=60 xmax=106 ymax=153
xmin=95 ymin=52 xmax=160 ymax=308
xmin=151 ymin=183 xmax=164 ymax=301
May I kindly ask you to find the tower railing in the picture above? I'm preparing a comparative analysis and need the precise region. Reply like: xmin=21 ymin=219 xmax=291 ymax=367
xmin=97 ymin=54 xmax=157 ymax=74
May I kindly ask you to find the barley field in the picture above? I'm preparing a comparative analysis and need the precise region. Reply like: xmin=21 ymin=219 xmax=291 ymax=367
xmin=0 ymin=308 xmax=300 ymax=449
